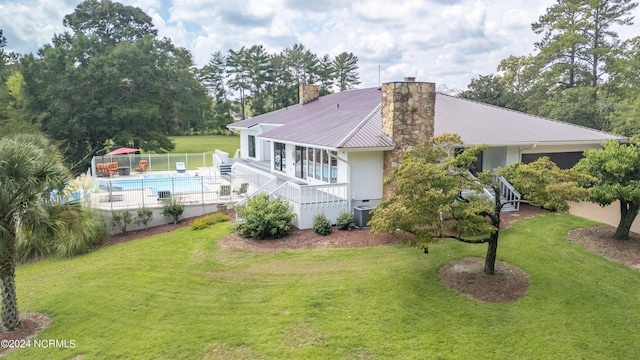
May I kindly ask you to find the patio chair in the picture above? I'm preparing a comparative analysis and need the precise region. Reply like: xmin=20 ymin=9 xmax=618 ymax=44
xmin=233 ymin=182 xmax=249 ymax=197
xmin=108 ymin=162 xmax=119 ymax=176
xmin=176 ymin=161 xmax=186 ymax=173
xmin=219 ymin=184 xmax=231 ymax=199
xmin=96 ymin=163 xmax=111 ymax=177
xmin=135 ymin=160 xmax=148 ymax=173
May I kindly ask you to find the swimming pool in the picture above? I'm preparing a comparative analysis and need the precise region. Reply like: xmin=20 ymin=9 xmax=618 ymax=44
xmin=97 ymin=174 xmax=215 ymax=195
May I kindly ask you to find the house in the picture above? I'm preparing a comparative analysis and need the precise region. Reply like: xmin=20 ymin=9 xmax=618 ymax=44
xmin=227 ymin=78 xmax=624 ymax=229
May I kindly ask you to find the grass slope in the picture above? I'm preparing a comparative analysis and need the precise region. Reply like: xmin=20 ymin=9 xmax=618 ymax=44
xmin=9 ymin=214 xmax=640 ymax=359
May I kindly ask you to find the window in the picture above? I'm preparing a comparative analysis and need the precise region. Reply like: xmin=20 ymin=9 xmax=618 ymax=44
xmin=304 ymin=147 xmax=338 ymax=183
xmin=295 ymin=146 xmax=306 ymax=179
xmin=330 ymin=151 xmax=337 ymax=183
xmin=274 ymin=142 xmax=286 ymax=171
xmin=248 ymin=135 xmax=256 ymax=158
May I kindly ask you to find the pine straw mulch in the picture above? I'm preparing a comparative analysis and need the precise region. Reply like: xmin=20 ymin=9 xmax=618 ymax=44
xmin=4 ymin=205 xmax=640 ymax=353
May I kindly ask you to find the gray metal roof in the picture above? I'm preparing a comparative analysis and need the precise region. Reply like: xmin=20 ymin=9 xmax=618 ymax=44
xmin=228 ymin=87 xmax=625 ymax=149
xmin=435 ymin=94 xmax=625 ymax=145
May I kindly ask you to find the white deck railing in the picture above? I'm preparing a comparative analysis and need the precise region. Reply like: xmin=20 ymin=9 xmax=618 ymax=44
xmin=271 ymin=182 xmax=349 ymax=229
xmin=498 ymin=176 xmax=521 ymax=211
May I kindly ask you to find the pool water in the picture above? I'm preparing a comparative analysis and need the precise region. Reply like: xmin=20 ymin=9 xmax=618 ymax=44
xmin=97 ymin=174 xmax=212 ymax=195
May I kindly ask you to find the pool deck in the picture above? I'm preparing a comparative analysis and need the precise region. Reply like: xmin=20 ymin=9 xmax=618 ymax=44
xmin=90 ymin=167 xmax=248 ymax=210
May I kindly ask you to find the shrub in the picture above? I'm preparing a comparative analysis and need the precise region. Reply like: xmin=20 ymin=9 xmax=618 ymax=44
xmin=17 ymin=208 xmax=108 ymax=261
xmin=191 ymin=213 xmax=230 ymax=230
xmin=162 ymin=198 xmax=184 ymax=224
xmin=235 ymin=193 xmax=293 ymax=239
xmin=135 ymin=206 xmax=154 ymax=230
xmin=312 ymin=214 xmax=332 ymax=235
xmin=111 ymin=210 xmax=133 ymax=235
xmin=336 ymin=211 xmax=355 ymax=230
xmin=54 ymin=209 xmax=109 ymax=258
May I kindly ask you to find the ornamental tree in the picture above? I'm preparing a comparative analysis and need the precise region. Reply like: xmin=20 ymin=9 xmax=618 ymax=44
xmin=574 ymin=139 xmax=640 ymax=240
xmin=371 ymin=134 xmax=587 ymax=274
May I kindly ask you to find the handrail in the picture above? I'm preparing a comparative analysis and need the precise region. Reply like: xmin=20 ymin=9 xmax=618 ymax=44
xmin=235 ymin=177 xmax=278 ymax=207
xmin=498 ymin=176 xmax=521 ymax=210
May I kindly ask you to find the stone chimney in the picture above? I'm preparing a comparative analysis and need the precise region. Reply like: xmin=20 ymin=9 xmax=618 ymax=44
xmin=299 ymin=84 xmax=320 ymax=105
xmin=382 ymin=78 xmax=436 ymax=193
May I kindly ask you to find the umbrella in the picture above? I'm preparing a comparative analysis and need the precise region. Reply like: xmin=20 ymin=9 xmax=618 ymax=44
xmin=106 ymin=147 xmax=140 ymax=155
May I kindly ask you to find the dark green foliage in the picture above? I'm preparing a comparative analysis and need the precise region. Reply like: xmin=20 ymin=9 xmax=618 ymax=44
xmin=135 ymin=206 xmax=153 ymax=231
xmin=235 ymin=193 xmax=293 ymax=240
xmin=20 ymin=0 xmax=209 ymax=172
xmin=336 ymin=211 xmax=355 ymax=230
xmin=162 ymin=198 xmax=184 ymax=224
xmin=111 ymin=210 xmax=133 ymax=234
xmin=191 ymin=213 xmax=230 ymax=230
xmin=332 ymin=52 xmax=361 ymax=91
xmin=312 ymin=214 xmax=332 ymax=235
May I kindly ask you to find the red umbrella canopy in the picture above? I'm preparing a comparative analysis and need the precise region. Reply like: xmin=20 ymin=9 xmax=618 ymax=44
xmin=106 ymin=147 xmax=140 ymax=155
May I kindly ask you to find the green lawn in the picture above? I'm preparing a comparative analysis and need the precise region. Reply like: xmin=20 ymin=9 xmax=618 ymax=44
xmin=9 ymin=214 xmax=640 ymax=359
xmin=169 ymin=135 xmax=240 ymax=155
xmin=137 ymin=135 xmax=240 ymax=170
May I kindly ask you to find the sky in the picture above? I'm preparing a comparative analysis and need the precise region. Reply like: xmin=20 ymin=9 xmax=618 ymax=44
xmin=1 ymin=0 xmax=639 ymax=91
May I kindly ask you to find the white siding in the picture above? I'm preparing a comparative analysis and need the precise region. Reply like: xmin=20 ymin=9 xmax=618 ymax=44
xmin=506 ymin=147 xmax=520 ymax=166
xmin=348 ymin=151 xmax=384 ymax=202
xmin=520 ymin=143 xmax=600 ymax=155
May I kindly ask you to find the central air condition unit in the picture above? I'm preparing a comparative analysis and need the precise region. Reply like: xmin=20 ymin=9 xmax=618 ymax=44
xmin=353 ymin=205 xmax=373 ymax=228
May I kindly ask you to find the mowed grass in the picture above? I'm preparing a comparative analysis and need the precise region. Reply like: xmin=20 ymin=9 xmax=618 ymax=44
xmin=9 ymin=214 xmax=640 ymax=359
xmin=138 ymin=135 xmax=240 ymax=170
xmin=170 ymin=135 xmax=240 ymax=155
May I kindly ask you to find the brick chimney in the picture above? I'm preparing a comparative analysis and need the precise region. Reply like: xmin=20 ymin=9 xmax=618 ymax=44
xmin=382 ymin=78 xmax=436 ymax=193
xmin=299 ymin=84 xmax=320 ymax=105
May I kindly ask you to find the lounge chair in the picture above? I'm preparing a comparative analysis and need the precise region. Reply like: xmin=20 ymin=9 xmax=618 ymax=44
xmin=233 ymin=182 xmax=249 ymax=197
xmin=135 ymin=160 xmax=148 ymax=173
xmin=176 ymin=161 xmax=186 ymax=173
xmin=108 ymin=162 xmax=119 ymax=176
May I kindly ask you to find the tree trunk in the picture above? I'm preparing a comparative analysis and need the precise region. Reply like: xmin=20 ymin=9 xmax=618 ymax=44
xmin=484 ymin=231 xmax=499 ymax=275
xmin=614 ymin=200 xmax=639 ymax=240
xmin=0 ymin=235 xmax=19 ymax=331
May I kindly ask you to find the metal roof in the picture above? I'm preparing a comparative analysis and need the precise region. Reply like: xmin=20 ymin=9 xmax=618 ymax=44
xmin=228 ymin=87 xmax=625 ymax=149
xmin=434 ymin=94 xmax=625 ymax=145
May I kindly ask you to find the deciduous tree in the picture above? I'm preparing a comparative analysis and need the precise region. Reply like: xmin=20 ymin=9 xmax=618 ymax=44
xmin=371 ymin=134 xmax=587 ymax=274
xmin=574 ymin=139 xmax=640 ymax=239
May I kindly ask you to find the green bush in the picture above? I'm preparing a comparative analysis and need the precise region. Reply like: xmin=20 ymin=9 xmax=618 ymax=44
xmin=17 ymin=208 xmax=108 ymax=261
xmin=312 ymin=214 xmax=332 ymax=235
xmin=235 ymin=193 xmax=293 ymax=239
xmin=191 ymin=213 xmax=230 ymax=230
xmin=162 ymin=198 xmax=184 ymax=224
xmin=135 ymin=206 xmax=154 ymax=230
xmin=336 ymin=211 xmax=355 ymax=230
xmin=111 ymin=210 xmax=133 ymax=234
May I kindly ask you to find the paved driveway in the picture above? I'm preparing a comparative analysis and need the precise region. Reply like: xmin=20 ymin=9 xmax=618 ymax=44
xmin=569 ymin=201 xmax=640 ymax=234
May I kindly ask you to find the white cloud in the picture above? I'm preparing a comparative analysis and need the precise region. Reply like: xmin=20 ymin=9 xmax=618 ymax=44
xmin=2 ymin=0 xmax=639 ymax=90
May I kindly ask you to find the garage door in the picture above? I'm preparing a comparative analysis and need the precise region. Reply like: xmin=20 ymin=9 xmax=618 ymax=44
xmin=521 ymin=152 xmax=584 ymax=169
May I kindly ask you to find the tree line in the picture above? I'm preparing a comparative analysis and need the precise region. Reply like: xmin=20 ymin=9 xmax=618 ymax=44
xmin=0 ymin=0 xmax=361 ymax=172
xmin=459 ymin=0 xmax=639 ymax=136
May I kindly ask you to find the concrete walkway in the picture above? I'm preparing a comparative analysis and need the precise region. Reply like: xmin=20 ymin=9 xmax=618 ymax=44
xmin=569 ymin=201 xmax=640 ymax=234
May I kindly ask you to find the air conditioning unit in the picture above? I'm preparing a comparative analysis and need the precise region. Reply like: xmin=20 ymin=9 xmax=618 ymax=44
xmin=353 ymin=205 xmax=373 ymax=228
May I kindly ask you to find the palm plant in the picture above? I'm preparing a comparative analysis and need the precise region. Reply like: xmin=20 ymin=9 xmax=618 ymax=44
xmin=0 ymin=134 xmax=85 ymax=331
